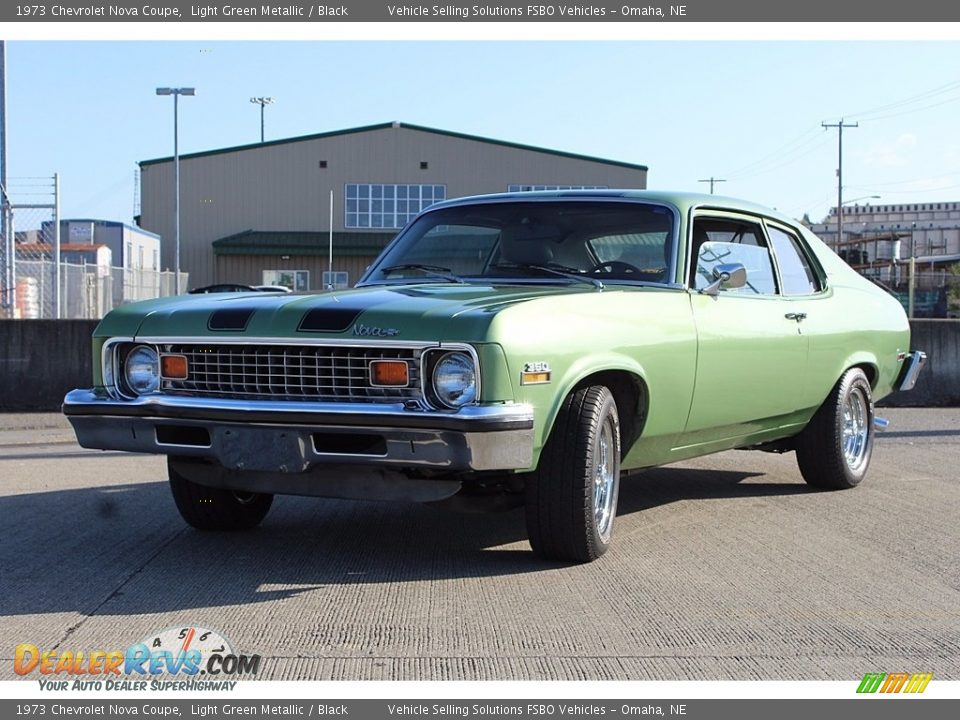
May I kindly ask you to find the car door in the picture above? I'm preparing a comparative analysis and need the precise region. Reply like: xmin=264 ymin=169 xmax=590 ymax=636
xmin=763 ymin=220 xmax=834 ymax=411
xmin=681 ymin=213 xmax=809 ymax=446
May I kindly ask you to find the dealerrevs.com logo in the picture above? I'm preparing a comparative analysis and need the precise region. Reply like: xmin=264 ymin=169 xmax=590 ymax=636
xmin=857 ymin=672 xmax=933 ymax=694
xmin=15 ymin=626 xmax=261 ymax=691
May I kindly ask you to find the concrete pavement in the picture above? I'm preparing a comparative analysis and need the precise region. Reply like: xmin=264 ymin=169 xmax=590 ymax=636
xmin=1 ymin=409 xmax=958 ymax=681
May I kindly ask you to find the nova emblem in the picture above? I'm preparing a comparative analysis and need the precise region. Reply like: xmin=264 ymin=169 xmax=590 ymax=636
xmin=352 ymin=323 xmax=400 ymax=337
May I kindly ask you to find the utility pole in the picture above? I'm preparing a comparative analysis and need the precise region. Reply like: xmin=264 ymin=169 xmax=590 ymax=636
xmin=822 ymin=119 xmax=858 ymax=250
xmin=698 ymin=177 xmax=726 ymax=194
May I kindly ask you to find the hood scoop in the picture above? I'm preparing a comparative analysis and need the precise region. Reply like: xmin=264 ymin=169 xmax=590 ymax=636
xmin=297 ymin=290 xmax=403 ymax=332
xmin=208 ymin=307 xmax=255 ymax=331
xmin=298 ymin=306 xmax=365 ymax=333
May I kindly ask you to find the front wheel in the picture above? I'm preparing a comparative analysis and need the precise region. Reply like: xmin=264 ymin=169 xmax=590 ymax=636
xmin=168 ymin=459 xmax=273 ymax=530
xmin=795 ymin=367 xmax=874 ymax=489
xmin=525 ymin=385 xmax=621 ymax=563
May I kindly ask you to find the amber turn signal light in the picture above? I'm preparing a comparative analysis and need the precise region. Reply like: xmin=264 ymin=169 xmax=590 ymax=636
xmin=160 ymin=354 xmax=189 ymax=379
xmin=520 ymin=371 xmax=551 ymax=385
xmin=370 ymin=360 xmax=409 ymax=387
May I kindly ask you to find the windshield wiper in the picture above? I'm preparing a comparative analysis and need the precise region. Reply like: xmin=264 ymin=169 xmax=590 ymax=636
xmin=493 ymin=262 xmax=603 ymax=290
xmin=380 ymin=264 xmax=465 ymax=284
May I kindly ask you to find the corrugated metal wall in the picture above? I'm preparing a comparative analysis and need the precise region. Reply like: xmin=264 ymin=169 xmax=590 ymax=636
xmin=214 ymin=254 xmax=374 ymax=290
xmin=140 ymin=124 xmax=649 ymax=288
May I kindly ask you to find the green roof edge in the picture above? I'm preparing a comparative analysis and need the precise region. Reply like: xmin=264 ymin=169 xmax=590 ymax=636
xmin=212 ymin=230 xmax=395 ymax=257
xmin=139 ymin=121 xmax=649 ymax=172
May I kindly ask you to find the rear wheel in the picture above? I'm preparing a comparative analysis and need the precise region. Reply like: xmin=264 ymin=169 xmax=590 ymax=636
xmin=525 ymin=385 xmax=621 ymax=563
xmin=795 ymin=367 xmax=874 ymax=489
xmin=168 ymin=459 xmax=273 ymax=530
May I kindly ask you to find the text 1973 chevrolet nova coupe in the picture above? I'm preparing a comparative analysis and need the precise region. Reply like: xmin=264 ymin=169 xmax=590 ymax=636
xmin=64 ymin=191 xmax=925 ymax=562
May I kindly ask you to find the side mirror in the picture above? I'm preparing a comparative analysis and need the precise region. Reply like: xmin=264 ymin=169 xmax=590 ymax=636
xmin=701 ymin=262 xmax=747 ymax=296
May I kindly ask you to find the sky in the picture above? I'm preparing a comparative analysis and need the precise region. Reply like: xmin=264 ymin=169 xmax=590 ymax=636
xmin=3 ymin=39 xmax=960 ymax=226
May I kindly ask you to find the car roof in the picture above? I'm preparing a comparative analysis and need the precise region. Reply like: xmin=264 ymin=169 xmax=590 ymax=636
xmin=424 ymin=189 xmax=800 ymax=228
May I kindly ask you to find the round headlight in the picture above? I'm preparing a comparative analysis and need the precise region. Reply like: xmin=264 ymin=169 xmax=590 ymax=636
xmin=431 ymin=352 xmax=477 ymax=409
xmin=124 ymin=345 xmax=160 ymax=396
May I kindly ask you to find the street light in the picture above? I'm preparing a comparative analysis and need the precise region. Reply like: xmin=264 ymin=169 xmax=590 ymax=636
xmin=842 ymin=195 xmax=881 ymax=207
xmin=837 ymin=195 xmax=880 ymax=249
xmin=156 ymin=87 xmax=195 ymax=295
xmin=250 ymin=97 xmax=274 ymax=143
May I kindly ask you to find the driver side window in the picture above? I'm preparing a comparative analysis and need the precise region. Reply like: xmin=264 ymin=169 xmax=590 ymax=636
xmin=690 ymin=218 xmax=777 ymax=295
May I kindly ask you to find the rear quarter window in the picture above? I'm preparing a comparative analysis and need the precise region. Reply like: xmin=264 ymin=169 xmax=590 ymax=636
xmin=767 ymin=225 xmax=821 ymax=296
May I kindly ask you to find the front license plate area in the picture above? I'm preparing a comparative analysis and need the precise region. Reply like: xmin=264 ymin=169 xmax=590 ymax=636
xmin=215 ymin=427 xmax=309 ymax=473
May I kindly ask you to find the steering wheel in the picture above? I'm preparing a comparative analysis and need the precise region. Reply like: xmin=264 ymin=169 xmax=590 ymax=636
xmin=590 ymin=260 xmax=645 ymax=275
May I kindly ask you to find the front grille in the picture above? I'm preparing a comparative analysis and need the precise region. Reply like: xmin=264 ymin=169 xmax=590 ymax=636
xmin=159 ymin=343 xmax=422 ymax=403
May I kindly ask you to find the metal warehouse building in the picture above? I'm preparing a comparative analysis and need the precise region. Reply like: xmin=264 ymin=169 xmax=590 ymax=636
xmin=138 ymin=122 xmax=649 ymax=291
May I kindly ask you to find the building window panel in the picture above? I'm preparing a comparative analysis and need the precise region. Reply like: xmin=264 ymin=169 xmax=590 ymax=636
xmin=322 ymin=271 xmax=349 ymax=289
xmin=345 ymin=183 xmax=447 ymax=228
xmin=508 ymin=184 xmax=609 ymax=193
xmin=264 ymin=269 xmax=310 ymax=291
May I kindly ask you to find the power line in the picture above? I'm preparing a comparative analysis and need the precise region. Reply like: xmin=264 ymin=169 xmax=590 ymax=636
xmin=853 ymin=94 xmax=960 ymax=123
xmin=844 ymin=78 xmax=960 ymax=120
xmin=726 ymin=135 xmax=832 ymax=182
xmin=847 ymin=170 xmax=960 ymax=188
xmin=727 ymin=128 xmax=816 ymax=176
xmin=720 ymin=79 xmax=960 ymax=196
xmin=857 ymin=182 xmax=960 ymax=196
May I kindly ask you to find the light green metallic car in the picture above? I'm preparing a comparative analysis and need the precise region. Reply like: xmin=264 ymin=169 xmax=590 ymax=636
xmin=64 ymin=191 xmax=925 ymax=563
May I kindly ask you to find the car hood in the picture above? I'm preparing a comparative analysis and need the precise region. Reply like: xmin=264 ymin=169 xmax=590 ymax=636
xmin=97 ymin=283 xmax=600 ymax=343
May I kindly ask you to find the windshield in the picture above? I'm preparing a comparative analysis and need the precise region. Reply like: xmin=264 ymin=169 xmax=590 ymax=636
xmin=361 ymin=201 xmax=676 ymax=286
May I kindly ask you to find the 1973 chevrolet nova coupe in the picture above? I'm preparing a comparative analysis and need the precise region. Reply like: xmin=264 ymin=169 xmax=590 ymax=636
xmin=64 ymin=191 xmax=925 ymax=562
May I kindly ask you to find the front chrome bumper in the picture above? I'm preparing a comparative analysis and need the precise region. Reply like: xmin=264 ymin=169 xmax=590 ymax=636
xmin=63 ymin=389 xmax=535 ymax=473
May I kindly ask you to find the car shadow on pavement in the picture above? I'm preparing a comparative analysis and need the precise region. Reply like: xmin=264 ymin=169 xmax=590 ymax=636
xmin=0 ymin=467 xmax=812 ymax=616
xmin=617 ymin=464 xmax=812 ymax=515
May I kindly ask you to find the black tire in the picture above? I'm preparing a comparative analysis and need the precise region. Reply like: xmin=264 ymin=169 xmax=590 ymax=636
xmin=795 ymin=367 xmax=874 ymax=490
xmin=168 ymin=460 xmax=273 ymax=531
xmin=525 ymin=385 xmax=621 ymax=563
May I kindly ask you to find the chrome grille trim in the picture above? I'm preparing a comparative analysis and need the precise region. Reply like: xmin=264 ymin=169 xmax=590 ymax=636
xmin=157 ymin=343 xmax=423 ymax=403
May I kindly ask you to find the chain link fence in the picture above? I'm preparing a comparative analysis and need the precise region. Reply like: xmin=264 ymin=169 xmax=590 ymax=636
xmin=1 ymin=176 xmax=183 ymax=320
xmin=13 ymin=260 xmax=181 ymax=319
xmin=860 ymin=263 xmax=960 ymax=319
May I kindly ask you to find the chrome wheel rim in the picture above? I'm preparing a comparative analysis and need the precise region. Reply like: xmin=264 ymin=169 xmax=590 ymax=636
xmin=841 ymin=387 xmax=870 ymax=471
xmin=593 ymin=417 xmax=618 ymax=542
xmin=232 ymin=491 xmax=258 ymax=505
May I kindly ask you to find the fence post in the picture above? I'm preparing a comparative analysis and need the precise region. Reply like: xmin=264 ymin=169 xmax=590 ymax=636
xmin=908 ymin=256 xmax=916 ymax=319
xmin=1 ymin=196 xmax=10 ymax=314
xmin=5 ymin=204 xmax=13 ymax=315
xmin=53 ymin=173 xmax=61 ymax=319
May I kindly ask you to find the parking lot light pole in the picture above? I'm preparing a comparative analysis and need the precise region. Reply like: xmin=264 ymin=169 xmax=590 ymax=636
xmin=250 ymin=97 xmax=274 ymax=143
xmin=156 ymin=87 xmax=195 ymax=295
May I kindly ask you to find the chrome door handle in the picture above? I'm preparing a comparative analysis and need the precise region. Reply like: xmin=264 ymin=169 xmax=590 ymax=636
xmin=785 ymin=312 xmax=807 ymax=322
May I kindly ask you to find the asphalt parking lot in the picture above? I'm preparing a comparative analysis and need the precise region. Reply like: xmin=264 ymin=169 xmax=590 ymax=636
xmin=1 ymin=408 xmax=958 ymax=682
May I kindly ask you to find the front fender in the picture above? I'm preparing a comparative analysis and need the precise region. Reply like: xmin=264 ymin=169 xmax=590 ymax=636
xmin=542 ymin=353 xmax=649 ymax=449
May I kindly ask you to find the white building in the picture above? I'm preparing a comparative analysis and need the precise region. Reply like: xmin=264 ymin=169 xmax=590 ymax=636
xmin=812 ymin=201 xmax=960 ymax=266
